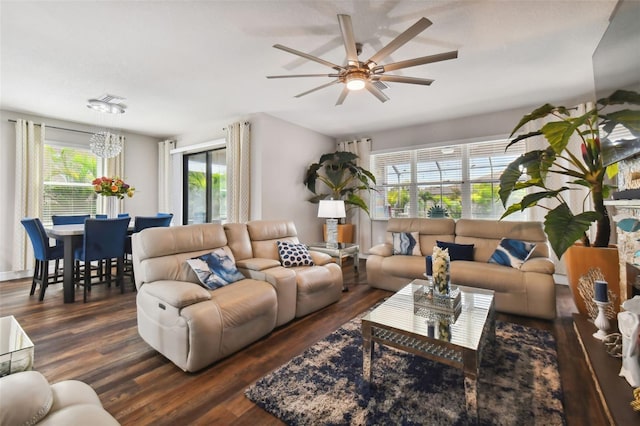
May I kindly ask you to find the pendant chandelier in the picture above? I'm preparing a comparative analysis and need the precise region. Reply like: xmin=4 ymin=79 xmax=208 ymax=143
xmin=87 ymin=94 xmax=127 ymax=158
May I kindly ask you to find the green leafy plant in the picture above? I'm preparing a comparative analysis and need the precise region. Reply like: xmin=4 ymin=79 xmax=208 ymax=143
xmin=499 ymin=89 xmax=640 ymax=259
xmin=304 ymin=151 xmax=376 ymax=216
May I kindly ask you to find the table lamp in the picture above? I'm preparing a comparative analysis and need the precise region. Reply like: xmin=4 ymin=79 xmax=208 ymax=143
xmin=318 ymin=199 xmax=346 ymax=247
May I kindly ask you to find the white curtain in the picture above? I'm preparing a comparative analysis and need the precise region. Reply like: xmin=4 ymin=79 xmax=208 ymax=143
xmin=13 ymin=120 xmax=44 ymax=271
xmin=337 ymin=138 xmax=373 ymax=253
xmin=158 ymin=140 xmax=176 ymax=214
xmin=100 ymin=136 xmax=126 ymax=214
xmin=226 ymin=122 xmax=251 ymax=223
xmin=524 ymin=103 xmax=593 ymax=274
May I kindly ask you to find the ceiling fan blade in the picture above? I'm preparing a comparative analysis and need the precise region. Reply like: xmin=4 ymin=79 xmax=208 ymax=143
xmin=337 ymin=14 xmax=359 ymax=65
xmin=294 ymin=79 xmax=341 ymax=98
xmin=273 ymin=44 xmax=343 ymax=71
xmin=376 ymin=75 xmax=434 ymax=86
xmin=377 ymin=50 xmax=458 ymax=73
xmin=335 ymin=87 xmax=349 ymax=106
xmin=367 ymin=17 xmax=432 ymax=65
xmin=365 ymin=82 xmax=390 ymax=103
xmin=267 ymin=74 xmax=340 ymax=79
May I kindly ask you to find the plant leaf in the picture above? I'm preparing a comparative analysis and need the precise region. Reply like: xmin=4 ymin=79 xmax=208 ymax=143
xmin=509 ymin=104 xmax=556 ymax=137
xmin=544 ymin=203 xmax=600 ymax=258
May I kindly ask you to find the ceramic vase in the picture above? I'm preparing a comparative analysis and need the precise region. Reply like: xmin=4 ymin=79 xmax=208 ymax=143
xmin=106 ymin=196 xmax=118 ymax=218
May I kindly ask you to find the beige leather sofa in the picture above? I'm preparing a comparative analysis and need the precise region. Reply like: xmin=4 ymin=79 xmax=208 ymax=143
xmin=367 ymin=218 xmax=556 ymax=319
xmin=132 ymin=221 xmax=342 ymax=372
xmin=0 ymin=370 xmax=119 ymax=425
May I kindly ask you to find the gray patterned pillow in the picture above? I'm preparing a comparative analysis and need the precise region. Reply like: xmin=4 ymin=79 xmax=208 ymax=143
xmin=277 ymin=241 xmax=314 ymax=267
xmin=392 ymin=232 xmax=422 ymax=256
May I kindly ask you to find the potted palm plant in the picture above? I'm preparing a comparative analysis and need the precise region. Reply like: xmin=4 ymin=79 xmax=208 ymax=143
xmin=304 ymin=150 xmax=376 ymax=242
xmin=499 ymin=89 xmax=640 ymax=314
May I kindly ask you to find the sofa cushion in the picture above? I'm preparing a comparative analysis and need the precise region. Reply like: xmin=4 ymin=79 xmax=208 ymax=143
xmin=186 ymin=248 xmax=245 ymax=289
xmin=436 ymin=240 xmax=474 ymax=261
xmin=0 ymin=371 xmax=53 ymax=426
xmin=392 ymin=232 xmax=421 ymax=256
xmin=277 ymin=241 xmax=314 ymax=267
xmin=488 ymin=238 xmax=536 ymax=269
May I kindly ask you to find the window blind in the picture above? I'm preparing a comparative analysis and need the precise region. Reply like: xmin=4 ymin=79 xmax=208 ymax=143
xmin=370 ymin=139 xmax=527 ymax=220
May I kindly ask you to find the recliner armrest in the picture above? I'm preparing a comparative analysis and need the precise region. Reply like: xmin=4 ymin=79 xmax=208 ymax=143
xmin=520 ymin=257 xmax=555 ymax=274
xmin=368 ymin=243 xmax=392 ymax=257
xmin=140 ymin=280 xmax=211 ymax=309
xmin=308 ymin=251 xmax=333 ymax=266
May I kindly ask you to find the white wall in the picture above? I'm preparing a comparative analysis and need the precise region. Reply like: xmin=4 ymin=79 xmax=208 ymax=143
xmin=0 ymin=109 xmax=159 ymax=275
xmin=249 ymin=113 xmax=335 ymax=242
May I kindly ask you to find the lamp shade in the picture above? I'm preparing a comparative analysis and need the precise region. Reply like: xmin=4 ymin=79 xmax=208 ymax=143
xmin=317 ymin=199 xmax=346 ymax=218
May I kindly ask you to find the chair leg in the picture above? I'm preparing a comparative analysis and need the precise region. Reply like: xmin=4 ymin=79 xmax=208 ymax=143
xmin=117 ymin=257 xmax=125 ymax=293
xmin=38 ymin=261 xmax=49 ymax=301
xmin=30 ymin=260 xmax=40 ymax=296
xmin=84 ymin=262 xmax=91 ymax=303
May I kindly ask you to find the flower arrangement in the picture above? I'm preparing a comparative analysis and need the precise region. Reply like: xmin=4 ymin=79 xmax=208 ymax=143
xmin=432 ymin=245 xmax=450 ymax=295
xmin=92 ymin=176 xmax=135 ymax=199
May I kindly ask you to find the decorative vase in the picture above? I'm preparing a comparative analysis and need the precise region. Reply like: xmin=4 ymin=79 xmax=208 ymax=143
xmin=432 ymin=245 xmax=451 ymax=296
xmin=433 ymin=270 xmax=450 ymax=296
xmin=105 ymin=196 xmax=118 ymax=219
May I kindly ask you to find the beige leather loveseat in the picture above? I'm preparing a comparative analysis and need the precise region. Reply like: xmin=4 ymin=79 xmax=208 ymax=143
xmin=132 ymin=220 xmax=342 ymax=372
xmin=367 ymin=218 xmax=556 ymax=319
xmin=0 ymin=370 xmax=119 ymax=425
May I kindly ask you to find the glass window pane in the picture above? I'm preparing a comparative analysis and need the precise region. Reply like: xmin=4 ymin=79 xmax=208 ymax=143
xmin=42 ymin=144 xmax=98 ymax=224
xmin=186 ymin=153 xmax=207 ymax=224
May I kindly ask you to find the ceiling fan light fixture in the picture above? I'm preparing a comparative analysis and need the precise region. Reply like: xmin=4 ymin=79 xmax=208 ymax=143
xmin=345 ymin=71 xmax=367 ymax=91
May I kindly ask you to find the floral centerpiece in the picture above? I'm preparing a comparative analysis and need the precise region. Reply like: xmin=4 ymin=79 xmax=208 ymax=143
xmin=92 ymin=177 xmax=135 ymax=199
xmin=432 ymin=245 xmax=450 ymax=296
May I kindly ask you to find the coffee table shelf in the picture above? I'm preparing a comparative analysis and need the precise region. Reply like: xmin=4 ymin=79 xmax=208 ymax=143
xmin=0 ymin=315 xmax=34 ymax=376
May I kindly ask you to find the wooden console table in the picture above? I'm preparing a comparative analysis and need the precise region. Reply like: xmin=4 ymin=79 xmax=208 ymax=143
xmin=573 ymin=314 xmax=639 ymax=425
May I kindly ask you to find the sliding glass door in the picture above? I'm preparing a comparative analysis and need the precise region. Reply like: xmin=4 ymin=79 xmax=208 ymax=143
xmin=183 ymin=149 xmax=226 ymax=224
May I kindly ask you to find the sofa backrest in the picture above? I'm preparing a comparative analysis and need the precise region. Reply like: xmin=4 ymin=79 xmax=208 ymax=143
xmin=455 ymin=219 xmax=550 ymax=262
xmin=132 ymin=223 xmax=231 ymax=288
xmin=246 ymin=220 xmax=299 ymax=261
xmin=223 ymin=223 xmax=253 ymax=261
xmin=385 ymin=218 xmax=456 ymax=256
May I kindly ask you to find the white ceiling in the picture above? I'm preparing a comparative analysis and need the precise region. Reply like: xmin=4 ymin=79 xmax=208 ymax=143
xmin=0 ymin=0 xmax=620 ymax=140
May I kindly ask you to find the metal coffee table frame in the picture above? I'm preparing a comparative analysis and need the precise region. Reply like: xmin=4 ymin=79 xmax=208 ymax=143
xmin=362 ymin=281 xmax=495 ymax=423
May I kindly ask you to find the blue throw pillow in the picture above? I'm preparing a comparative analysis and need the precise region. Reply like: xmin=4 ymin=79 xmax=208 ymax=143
xmin=392 ymin=232 xmax=422 ymax=256
xmin=277 ymin=241 xmax=314 ymax=267
xmin=436 ymin=240 xmax=474 ymax=261
xmin=186 ymin=248 xmax=245 ymax=289
xmin=488 ymin=238 xmax=536 ymax=269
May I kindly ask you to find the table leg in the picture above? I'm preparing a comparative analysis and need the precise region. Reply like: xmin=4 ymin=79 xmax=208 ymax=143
xmin=464 ymin=374 xmax=479 ymax=425
xmin=353 ymin=249 xmax=359 ymax=273
xmin=62 ymin=235 xmax=75 ymax=303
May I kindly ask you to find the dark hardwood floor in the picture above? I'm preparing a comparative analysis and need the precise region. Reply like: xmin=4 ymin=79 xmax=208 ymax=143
xmin=0 ymin=261 xmax=607 ymax=425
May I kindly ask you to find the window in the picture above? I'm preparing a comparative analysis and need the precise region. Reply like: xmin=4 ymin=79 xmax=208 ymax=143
xmin=42 ymin=141 xmax=101 ymax=224
xmin=183 ymin=148 xmax=227 ymax=224
xmin=370 ymin=139 xmax=527 ymax=221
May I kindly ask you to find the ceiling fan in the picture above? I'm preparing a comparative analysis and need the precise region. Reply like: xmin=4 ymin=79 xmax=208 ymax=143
xmin=267 ymin=14 xmax=458 ymax=105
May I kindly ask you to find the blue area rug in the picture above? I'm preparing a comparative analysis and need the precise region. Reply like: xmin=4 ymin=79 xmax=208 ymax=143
xmin=245 ymin=314 xmax=565 ymax=425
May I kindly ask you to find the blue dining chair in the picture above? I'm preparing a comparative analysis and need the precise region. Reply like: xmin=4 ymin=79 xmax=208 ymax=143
xmin=20 ymin=218 xmax=65 ymax=301
xmin=51 ymin=214 xmax=91 ymax=276
xmin=124 ymin=214 xmax=173 ymax=282
xmin=52 ymin=214 xmax=90 ymax=225
xmin=95 ymin=213 xmax=129 ymax=219
xmin=74 ymin=217 xmax=130 ymax=302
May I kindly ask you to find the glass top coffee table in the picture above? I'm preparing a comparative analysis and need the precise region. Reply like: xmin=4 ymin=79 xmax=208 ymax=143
xmin=361 ymin=280 xmax=495 ymax=423
xmin=0 ymin=315 xmax=34 ymax=376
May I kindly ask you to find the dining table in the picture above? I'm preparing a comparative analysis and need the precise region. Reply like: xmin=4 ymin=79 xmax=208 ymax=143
xmin=45 ymin=223 xmax=131 ymax=303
